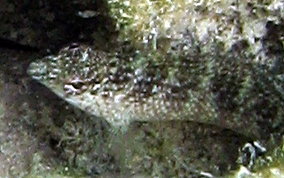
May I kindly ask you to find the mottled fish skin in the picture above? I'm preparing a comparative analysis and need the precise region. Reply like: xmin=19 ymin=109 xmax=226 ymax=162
xmin=28 ymin=42 xmax=284 ymax=138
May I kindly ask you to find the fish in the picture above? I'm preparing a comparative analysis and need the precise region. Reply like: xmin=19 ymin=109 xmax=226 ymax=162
xmin=27 ymin=39 xmax=284 ymax=139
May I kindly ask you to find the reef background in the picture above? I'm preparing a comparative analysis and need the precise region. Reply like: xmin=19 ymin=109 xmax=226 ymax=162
xmin=0 ymin=0 xmax=284 ymax=177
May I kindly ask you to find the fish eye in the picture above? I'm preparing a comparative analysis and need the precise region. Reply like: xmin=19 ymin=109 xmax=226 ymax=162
xmin=70 ymin=80 xmax=85 ymax=89
xmin=68 ymin=43 xmax=80 ymax=49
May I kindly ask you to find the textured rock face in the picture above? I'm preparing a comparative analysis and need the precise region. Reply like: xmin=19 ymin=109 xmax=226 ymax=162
xmin=108 ymin=0 xmax=284 ymax=74
xmin=108 ymin=1 xmax=283 ymax=48
xmin=0 ymin=0 xmax=116 ymax=51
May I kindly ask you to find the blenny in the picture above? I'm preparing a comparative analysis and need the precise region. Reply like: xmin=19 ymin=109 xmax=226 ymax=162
xmin=28 ymin=40 xmax=284 ymax=139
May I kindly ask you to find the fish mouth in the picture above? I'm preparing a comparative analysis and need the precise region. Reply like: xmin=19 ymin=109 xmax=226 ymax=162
xmin=28 ymin=58 xmax=48 ymax=80
xmin=28 ymin=56 xmax=61 ymax=82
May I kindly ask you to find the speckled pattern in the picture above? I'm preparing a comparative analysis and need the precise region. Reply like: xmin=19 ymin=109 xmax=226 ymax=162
xmin=28 ymin=37 xmax=284 ymax=139
xmin=27 ymin=0 xmax=284 ymax=144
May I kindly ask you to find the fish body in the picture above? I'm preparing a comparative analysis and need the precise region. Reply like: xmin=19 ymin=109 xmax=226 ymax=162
xmin=28 ymin=42 xmax=284 ymax=138
xmin=27 ymin=0 xmax=284 ymax=138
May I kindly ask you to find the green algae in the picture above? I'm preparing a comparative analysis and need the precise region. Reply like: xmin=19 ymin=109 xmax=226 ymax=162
xmin=107 ymin=0 xmax=284 ymax=52
xmin=24 ymin=153 xmax=86 ymax=178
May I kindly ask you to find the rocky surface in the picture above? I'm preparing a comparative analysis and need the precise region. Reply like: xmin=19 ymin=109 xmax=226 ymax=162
xmin=0 ymin=0 xmax=116 ymax=51
xmin=0 ymin=0 xmax=284 ymax=177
